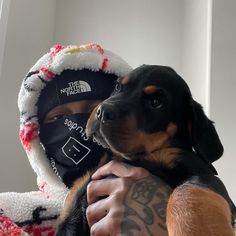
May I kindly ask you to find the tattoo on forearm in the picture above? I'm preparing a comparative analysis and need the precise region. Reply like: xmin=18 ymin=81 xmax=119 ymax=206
xmin=121 ymin=175 xmax=171 ymax=236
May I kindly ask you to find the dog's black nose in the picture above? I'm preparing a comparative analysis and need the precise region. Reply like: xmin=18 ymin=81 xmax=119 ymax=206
xmin=96 ymin=104 xmax=116 ymax=123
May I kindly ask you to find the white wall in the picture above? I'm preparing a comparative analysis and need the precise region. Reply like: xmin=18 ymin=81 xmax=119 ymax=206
xmin=54 ymin=0 xmax=184 ymax=72
xmin=0 ymin=0 xmax=11 ymax=78
xmin=0 ymin=0 xmax=56 ymax=192
xmin=181 ymin=0 xmax=212 ymax=113
xmin=210 ymin=0 xmax=236 ymax=202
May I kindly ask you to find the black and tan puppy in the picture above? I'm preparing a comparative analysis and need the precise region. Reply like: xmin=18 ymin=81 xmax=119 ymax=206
xmin=56 ymin=65 xmax=236 ymax=235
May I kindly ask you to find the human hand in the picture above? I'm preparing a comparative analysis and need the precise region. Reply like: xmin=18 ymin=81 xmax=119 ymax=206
xmin=86 ymin=160 xmax=172 ymax=236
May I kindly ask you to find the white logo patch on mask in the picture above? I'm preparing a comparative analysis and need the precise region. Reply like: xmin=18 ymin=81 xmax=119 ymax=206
xmin=60 ymin=80 xmax=92 ymax=96
xmin=62 ymin=137 xmax=91 ymax=165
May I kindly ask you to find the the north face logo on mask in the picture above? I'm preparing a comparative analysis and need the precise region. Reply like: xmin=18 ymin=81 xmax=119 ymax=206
xmin=62 ymin=137 xmax=91 ymax=165
xmin=60 ymin=80 xmax=92 ymax=96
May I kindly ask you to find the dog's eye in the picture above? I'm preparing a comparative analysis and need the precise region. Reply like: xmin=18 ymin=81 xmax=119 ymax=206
xmin=147 ymin=96 xmax=163 ymax=109
xmin=115 ymin=82 xmax=122 ymax=92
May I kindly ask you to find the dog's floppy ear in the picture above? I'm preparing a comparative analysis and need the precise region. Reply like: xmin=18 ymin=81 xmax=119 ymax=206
xmin=190 ymin=99 xmax=224 ymax=163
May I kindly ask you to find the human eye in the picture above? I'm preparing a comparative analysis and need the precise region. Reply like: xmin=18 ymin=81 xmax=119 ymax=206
xmin=44 ymin=111 xmax=67 ymax=124
xmin=49 ymin=114 xmax=65 ymax=122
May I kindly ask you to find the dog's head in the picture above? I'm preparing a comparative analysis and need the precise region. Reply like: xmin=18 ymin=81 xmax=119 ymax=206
xmin=86 ymin=65 xmax=223 ymax=164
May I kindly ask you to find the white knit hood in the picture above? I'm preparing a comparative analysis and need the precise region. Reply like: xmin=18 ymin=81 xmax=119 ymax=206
xmin=18 ymin=43 xmax=132 ymax=197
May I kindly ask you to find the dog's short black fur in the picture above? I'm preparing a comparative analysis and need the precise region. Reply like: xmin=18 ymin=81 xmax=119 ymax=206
xmin=56 ymin=65 xmax=236 ymax=235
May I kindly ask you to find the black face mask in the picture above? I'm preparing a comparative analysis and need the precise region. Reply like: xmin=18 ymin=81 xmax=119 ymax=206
xmin=39 ymin=113 xmax=105 ymax=187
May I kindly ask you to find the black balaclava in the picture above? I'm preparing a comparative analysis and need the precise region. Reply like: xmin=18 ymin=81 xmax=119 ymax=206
xmin=38 ymin=69 xmax=117 ymax=187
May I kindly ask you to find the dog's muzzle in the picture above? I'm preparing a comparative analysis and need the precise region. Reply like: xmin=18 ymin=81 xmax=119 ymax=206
xmin=96 ymin=104 xmax=118 ymax=123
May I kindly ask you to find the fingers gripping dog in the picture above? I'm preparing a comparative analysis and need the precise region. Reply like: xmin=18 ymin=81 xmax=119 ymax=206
xmin=56 ymin=65 xmax=236 ymax=235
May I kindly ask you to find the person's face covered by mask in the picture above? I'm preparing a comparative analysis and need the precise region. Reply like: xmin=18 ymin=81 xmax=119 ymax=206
xmin=38 ymin=69 xmax=117 ymax=187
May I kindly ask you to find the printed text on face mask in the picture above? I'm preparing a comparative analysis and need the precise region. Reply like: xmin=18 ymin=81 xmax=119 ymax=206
xmin=64 ymin=118 xmax=89 ymax=141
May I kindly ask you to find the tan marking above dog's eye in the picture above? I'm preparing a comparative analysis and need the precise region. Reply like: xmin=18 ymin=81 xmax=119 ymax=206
xmin=120 ymin=76 xmax=129 ymax=85
xmin=143 ymin=85 xmax=158 ymax=95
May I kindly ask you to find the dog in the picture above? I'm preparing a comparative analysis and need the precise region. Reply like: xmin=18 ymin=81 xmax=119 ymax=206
xmin=56 ymin=65 xmax=236 ymax=235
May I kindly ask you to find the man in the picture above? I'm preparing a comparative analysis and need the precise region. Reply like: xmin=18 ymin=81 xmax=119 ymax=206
xmin=0 ymin=43 xmax=171 ymax=235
